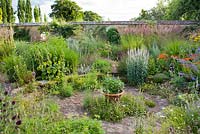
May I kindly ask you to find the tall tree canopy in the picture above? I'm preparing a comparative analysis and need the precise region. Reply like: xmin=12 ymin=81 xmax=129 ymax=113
xmin=25 ymin=0 xmax=32 ymax=22
xmin=0 ymin=8 xmax=2 ymax=23
xmin=44 ymin=14 xmax=47 ymax=22
xmin=39 ymin=6 xmax=42 ymax=22
xmin=6 ymin=0 xmax=13 ymax=23
xmin=50 ymin=0 xmax=83 ymax=22
xmin=166 ymin=0 xmax=200 ymax=20
xmin=17 ymin=0 xmax=25 ymax=23
xmin=83 ymin=11 xmax=102 ymax=21
xmin=0 ymin=0 xmax=14 ymax=23
xmin=1 ymin=0 xmax=7 ymax=23
xmin=34 ymin=6 xmax=40 ymax=22
xmin=136 ymin=0 xmax=200 ymax=21
xmin=136 ymin=0 xmax=168 ymax=20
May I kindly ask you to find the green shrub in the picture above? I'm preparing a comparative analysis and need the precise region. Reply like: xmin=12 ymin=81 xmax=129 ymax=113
xmin=148 ymin=57 xmax=158 ymax=75
xmin=13 ymin=27 xmax=30 ymax=41
xmin=110 ymin=45 xmax=122 ymax=60
xmin=0 ymin=40 xmax=15 ymax=60
xmin=152 ymin=73 xmax=170 ymax=83
xmin=171 ymin=93 xmax=199 ymax=106
xmin=160 ymin=104 xmax=200 ymax=134
xmin=60 ymin=84 xmax=73 ymax=97
xmin=47 ymin=117 xmax=105 ymax=134
xmin=102 ymin=77 xmax=124 ymax=94
xmin=50 ymin=23 xmax=82 ymax=38
xmin=164 ymin=39 xmax=191 ymax=57
xmin=127 ymin=49 xmax=149 ymax=85
xmin=106 ymin=27 xmax=120 ymax=44
xmin=93 ymin=26 xmax=107 ymax=40
xmin=140 ymin=83 xmax=175 ymax=99
xmin=65 ymin=73 xmax=98 ymax=91
xmin=1 ymin=55 xmax=29 ymax=84
xmin=117 ymin=57 xmax=127 ymax=77
xmin=145 ymin=99 xmax=156 ymax=108
xmin=92 ymin=59 xmax=111 ymax=74
xmin=149 ymin=43 xmax=160 ymax=58
xmin=121 ymin=35 xmax=145 ymax=51
xmin=170 ymin=76 xmax=187 ymax=91
xmin=84 ymin=94 xmax=147 ymax=122
xmin=17 ymin=92 xmax=104 ymax=134
xmin=16 ymin=37 xmax=78 ymax=80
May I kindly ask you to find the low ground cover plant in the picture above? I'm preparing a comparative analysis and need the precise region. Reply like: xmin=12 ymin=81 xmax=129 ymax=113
xmin=5 ymin=90 xmax=105 ymax=134
xmin=159 ymin=102 xmax=200 ymax=134
xmin=83 ymin=94 xmax=147 ymax=122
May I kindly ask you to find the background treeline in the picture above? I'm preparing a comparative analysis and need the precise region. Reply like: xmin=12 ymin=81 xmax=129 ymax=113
xmin=135 ymin=0 xmax=200 ymax=21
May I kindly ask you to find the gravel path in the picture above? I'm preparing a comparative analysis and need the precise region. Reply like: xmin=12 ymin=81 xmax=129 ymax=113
xmin=56 ymin=87 xmax=169 ymax=134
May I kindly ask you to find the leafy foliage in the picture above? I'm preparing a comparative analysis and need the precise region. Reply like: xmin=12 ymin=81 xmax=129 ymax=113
xmin=50 ymin=0 xmax=83 ymax=22
xmin=127 ymin=49 xmax=149 ymax=85
xmin=106 ymin=28 xmax=121 ymax=44
xmin=17 ymin=0 xmax=25 ymax=23
xmin=25 ymin=0 xmax=32 ymax=22
xmin=83 ymin=11 xmax=102 ymax=21
xmin=13 ymin=27 xmax=30 ymax=41
xmin=0 ymin=86 xmax=22 ymax=133
xmin=16 ymin=36 xmax=78 ymax=80
xmin=160 ymin=103 xmax=200 ymax=134
xmin=102 ymin=77 xmax=124 ymax=94
xmin=34 ymin=6 xmax=40 ymax=22
xmin=92 ymin=59 xmax=111 ymax=74
xmin=1 ymin=55 xmax=30 ymax=84
xmin=84 ymin=94 xmax=147 ymax=122
xmin=64 ymin=72 xmax=98 ymax=91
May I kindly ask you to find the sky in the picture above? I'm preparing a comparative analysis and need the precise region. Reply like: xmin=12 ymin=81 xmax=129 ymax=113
xmin=13 ymin=0 xmax=158 ymax=21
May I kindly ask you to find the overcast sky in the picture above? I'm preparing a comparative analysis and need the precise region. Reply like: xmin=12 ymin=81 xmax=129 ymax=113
xmin=13 ymin=0 xmax=158 ymax=21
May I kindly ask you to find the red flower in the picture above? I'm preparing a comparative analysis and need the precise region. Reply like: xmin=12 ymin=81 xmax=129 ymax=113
xmin=183 ymin=57 xmax=193 ymax=61
xmin=158 ymin=53 xmax=168 ymax=59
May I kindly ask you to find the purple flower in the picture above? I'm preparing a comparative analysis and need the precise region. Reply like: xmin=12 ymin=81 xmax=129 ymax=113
xmin=4 ymin=91 xmax=8 ymax=95
xmin=197 ymin=47 xmax=200 ymax=53
xmin=16 ymin=120 xmax=22 ymax=125
xmin=2 ymin=103 xmax=6 ymax=107
xmin=12 ymin=101 xmax=16 ymax=105
xmin=191 ymin=76 xmax=196 ymax=81
xmin=178 ymin=72 xmax=185 ymax=77
xmin=12 ymin=115 xmax=17 ymax=120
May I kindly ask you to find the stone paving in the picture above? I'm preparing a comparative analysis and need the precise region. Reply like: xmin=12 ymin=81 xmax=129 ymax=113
xmin=56 ymin=87 xmax=169 ymax=134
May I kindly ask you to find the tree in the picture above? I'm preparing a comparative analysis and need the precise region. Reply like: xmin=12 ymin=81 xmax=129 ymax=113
xmin=39 ymin=6 xmax=42 ymax=22
xmin=25 ymin=0 xmax=32 ymax=22
xmin=1 ymin=0 xmax=7 ymax=23
xmin=6 ymin=0 xmax=15 ymax=23
xmin=166 ymin=0 xmax=200 ymax=20
xmin=44 ymin=14 xmax=47 ymax=22
xmin=17 ymin=0 xmax=25 ymax=23
xmin=10 ymin=6 xmax=15 ymax=23
xmin=50 ymin=0 xmax=83 ymax=22
xmin=136 ymin=0 xmax=200 ymax=21
xmin=34 ymin=6 xmax=39 ymax=22
xmin=136 ymin=0 xmax=168 ymax=20
xmin=83 ymin=11 xmax=102 ymax=21
xmin=0 ymin=8 xmax=2 ymax=23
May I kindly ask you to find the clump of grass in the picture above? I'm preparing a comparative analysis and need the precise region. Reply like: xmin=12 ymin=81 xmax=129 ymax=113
xmin=83 ymin=94 xmax=147 ymax=122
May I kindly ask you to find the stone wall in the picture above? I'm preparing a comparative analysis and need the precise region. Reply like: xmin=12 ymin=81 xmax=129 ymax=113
xmin=116 ymin=24 xmax=186 ymax=35
xmin=0 ymin=26 xmax=14 ymax=41
xmin=0 ymin=21 xmax=199 ymax=40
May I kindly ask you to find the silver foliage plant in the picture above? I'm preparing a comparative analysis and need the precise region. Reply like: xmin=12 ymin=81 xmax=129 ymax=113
xmin=126 ymin=49 xmax=149 ymax=85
